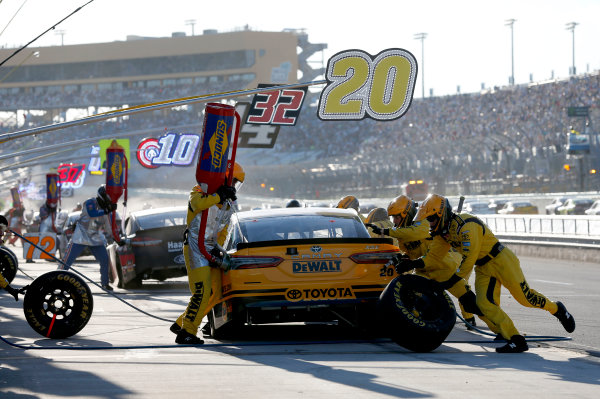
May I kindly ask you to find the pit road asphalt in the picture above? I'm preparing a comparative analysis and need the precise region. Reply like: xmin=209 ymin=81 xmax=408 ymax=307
xmin=1 ymin=249 xmax=599 ymax=399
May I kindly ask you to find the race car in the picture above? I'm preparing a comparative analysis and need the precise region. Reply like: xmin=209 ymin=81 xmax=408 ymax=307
xmin=108 ymin=206 xmax=186 ymax=288
xmin=208 ymin=207 xmax=401 ymax=337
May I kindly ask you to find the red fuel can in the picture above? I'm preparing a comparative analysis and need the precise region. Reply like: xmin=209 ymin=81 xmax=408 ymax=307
xmin=105 ymin=140 xmax=128 ymax=204
xmin=195 ymin=103 xmax=238 ymax=193
xmin=46 ymin=173 xmax=60 ymax=207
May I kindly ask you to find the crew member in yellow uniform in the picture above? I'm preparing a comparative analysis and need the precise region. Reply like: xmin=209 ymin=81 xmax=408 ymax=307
xmin=412 ymin=194 xmax=575 ymax=353
xmin=367 ymin=195 xmax=482 ymax=318
xmin=1 ymin=215 xmax=20 ymax=301
xmin=336 ymin=195 xmax=366 ymax=223
xmin=171 ymin=163 xmax=245 ymax=345
xmin=365 ymin=207 xmax=397 ymax=245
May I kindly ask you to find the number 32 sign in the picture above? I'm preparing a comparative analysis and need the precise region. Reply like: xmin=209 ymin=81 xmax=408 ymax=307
xmin=318 ymin=48 xmax=417 ymax=121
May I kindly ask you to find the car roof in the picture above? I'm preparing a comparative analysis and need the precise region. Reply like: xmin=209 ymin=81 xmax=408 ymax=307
xmin=235 ymin=207 xmax=360 ymax=221
xmin=130 ymin=206 xmax=187 ymax=218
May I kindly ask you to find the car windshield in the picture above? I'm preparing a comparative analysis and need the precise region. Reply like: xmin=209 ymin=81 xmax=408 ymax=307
xmin=228 ymin=213 xmax=369 ymax=248
xmin=134 ymin=210 xmax=186 ymax=231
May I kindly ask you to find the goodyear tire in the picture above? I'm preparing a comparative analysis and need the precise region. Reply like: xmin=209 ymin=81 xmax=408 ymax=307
xmin=23 ymin=270 xmax=93 ymax=339
xmin=377 ymin=274 xmax=456 ymax=352
xmin=0 ymin=246 xmax=18 ymax=284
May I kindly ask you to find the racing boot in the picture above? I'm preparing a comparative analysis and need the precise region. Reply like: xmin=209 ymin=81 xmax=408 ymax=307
xmin=553 ymin=301 xmax=575 ymax=333
xmin=496 ymin=334 xmax=528 ymax=353
xmin=175 ymin=329 xmax=204 ymax=345
xmin=464 ymin=317 xmax=476 ymax=331
xmin=170 ymin=322 xmax=182 ymax=335
xmin=201 ymin=323 xmax=211 ymax=336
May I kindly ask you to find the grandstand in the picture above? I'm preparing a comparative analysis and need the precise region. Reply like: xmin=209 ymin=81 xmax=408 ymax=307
xmin=0 ymin=28 xmax=599 ymax=205
xmin=0 ymin=28 xmax=325 ymax=117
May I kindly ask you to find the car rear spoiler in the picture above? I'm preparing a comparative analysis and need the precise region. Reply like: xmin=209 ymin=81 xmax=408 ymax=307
xmin=236 ymin=237 xmax=395 ymax=251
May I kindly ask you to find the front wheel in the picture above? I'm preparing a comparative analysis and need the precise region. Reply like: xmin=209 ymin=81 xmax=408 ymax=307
xmin=377 ymin=274 xmax=456 ymax=352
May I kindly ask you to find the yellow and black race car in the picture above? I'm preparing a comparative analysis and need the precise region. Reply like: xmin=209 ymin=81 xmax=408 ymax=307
xmin=209 ymin=207 xmax=401 ymax=337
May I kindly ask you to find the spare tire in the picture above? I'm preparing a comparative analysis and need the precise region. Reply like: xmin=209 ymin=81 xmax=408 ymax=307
xmin=23 ymin=270 xmax=93 ymax=339
xmin=0 ymin=246 xmax=18 ymax=284
xmin=377 ymin=274 xmax=456 ymax=352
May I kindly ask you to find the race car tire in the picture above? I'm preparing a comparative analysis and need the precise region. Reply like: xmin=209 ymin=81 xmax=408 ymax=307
xmin=115 ymin=258 xmax=142 ymax=289
xmin=377 ymin=274 xmax=456 ymax=352
xmin=209 ymin=308 xmax=243 ymax=340
xmin=23 ymin=270 xmax=93 ymax=339
xmin=0 ymin=246 xmax=18 ymax=284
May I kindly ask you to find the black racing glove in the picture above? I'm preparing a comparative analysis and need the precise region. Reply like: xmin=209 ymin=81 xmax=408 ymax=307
xmin=4 ymin=285 xmax=19 ymax=301
xmin=365 ymin=223 xmax=389 ymax=236
xmin=392 ymin=256 xmax=425 ymax=274
xmin=216 ymin=185 xmax=237 ymax=204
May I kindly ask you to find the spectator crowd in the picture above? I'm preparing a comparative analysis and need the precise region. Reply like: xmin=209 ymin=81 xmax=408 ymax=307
xmin=1 ymin=71 xmax=598 ymax=199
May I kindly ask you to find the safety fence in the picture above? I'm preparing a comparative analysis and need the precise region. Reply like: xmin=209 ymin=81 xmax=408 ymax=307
xmin=480 ymin=214 xmax=600 ymax=249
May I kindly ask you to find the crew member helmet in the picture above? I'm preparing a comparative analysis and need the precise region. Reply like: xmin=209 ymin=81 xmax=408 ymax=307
xmin=286 ymin=199 xmax=302 ymax=208
xmin=96 ymin=184 xmax=113 ymax=210
xmin=336 ymin=195 xmax=359 ymax=212
xmin=387 ymin=195 xmax=417 ymax=227
xmin=365 ymin=207 xmax=389 ymax=224
xmin=226 ymin=162 xmax=245 ymax=191
xmin=414 ymin=193 xmax=452 ymax=236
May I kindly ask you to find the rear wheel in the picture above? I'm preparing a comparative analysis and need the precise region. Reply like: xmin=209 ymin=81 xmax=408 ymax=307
xmin=209 ymin=308 xmax=244 ymax=340
xmin=0 ymin=246 xmax=18 ymax=284
xmin=377 ymin=274 xmax=456 ymax=352
xmin=23 ymin=270 xmax=93 ymax=338
xmin=116 ymin=259 xmax=142 ymax=289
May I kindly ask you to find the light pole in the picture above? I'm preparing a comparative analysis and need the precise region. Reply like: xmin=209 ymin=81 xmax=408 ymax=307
xmin=55 ymin=29 xmax=66 ymax=46
xmin=185 ymin=19 xmax=197 ymax=36
xmin=414 ymin=32 xmax=427 ymax=98
xmin=565 ymin=22 xmax=578 ymax=75
xmin=505 ymin=19 xmax=516 ymax=85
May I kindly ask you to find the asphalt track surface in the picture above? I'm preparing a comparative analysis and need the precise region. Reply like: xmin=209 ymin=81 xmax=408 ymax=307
xmin=1 ymin=248 xmax=599 ymax=398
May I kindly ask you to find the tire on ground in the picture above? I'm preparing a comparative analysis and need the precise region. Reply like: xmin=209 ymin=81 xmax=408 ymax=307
xmin=23 ymin=270 xmax=93 ymax=338
xmin=0 ymin=246 xmax=18 ymax=284
xmin=377 ymin=274 xmax=456 ymax=352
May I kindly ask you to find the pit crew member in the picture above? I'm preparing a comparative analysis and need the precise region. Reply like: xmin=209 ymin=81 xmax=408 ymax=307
xmin=58 ymin=185 xmax=120 ymax=291
xmin=411 ymin=194 xmax=575 ymax=353
xmin=172 ymin=163 xmax=245 ymax=345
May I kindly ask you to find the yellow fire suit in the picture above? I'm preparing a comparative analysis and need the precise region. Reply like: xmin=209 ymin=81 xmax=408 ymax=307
xmin=175 ymin=186 xmax=233 ymax=337
xmin=423 ymin=212 xmax=560 ymax=340
xmin=386 ymin=219 xmax=471 ymax=301
xmin=0 ymin=272 xmax=8 ymax=289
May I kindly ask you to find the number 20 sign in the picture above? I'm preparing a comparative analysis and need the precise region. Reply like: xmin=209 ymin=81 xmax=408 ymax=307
xmin=318 ymin=48 xmax=417 ymax=121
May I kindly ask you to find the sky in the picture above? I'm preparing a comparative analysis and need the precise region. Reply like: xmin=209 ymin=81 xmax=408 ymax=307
xmin=0 ymin=0 xmax=599 ymax=96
